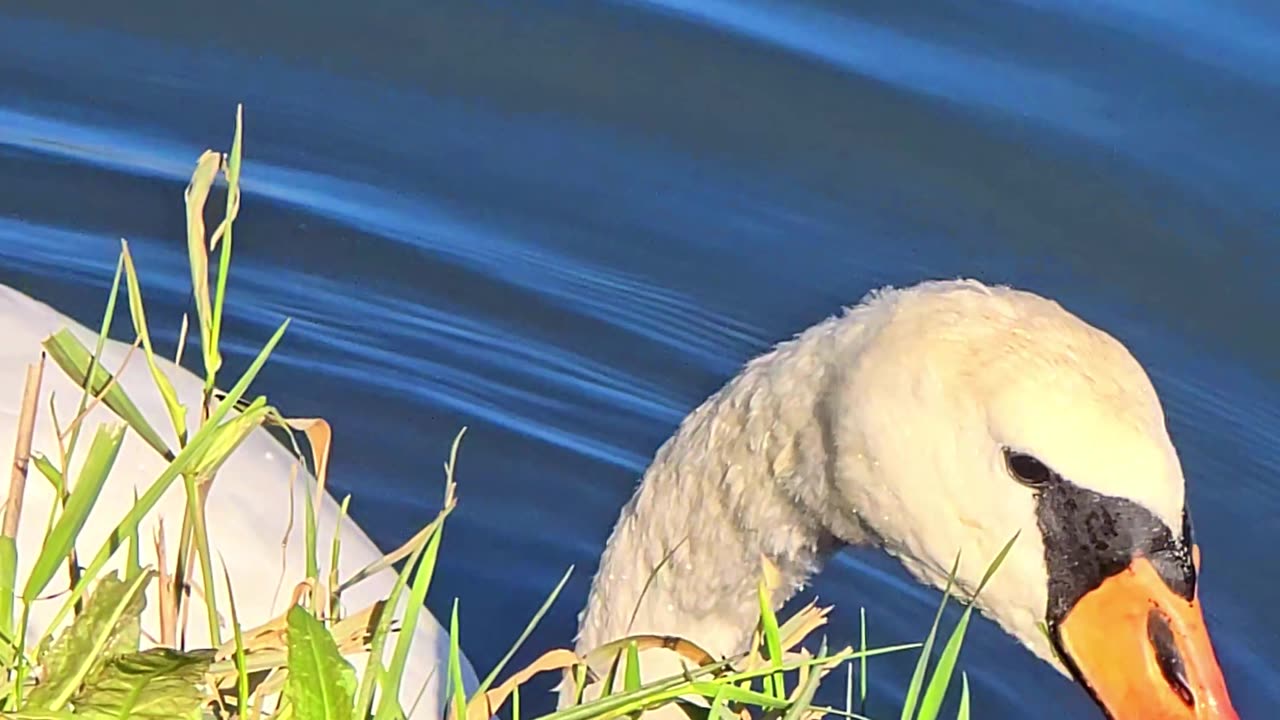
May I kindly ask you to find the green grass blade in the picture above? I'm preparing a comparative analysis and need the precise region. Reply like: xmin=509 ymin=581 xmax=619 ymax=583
xmin=181 ymin=471 xmax=220 ymax=648
xmin=303 ymin=461 xmax=319 ymax=587
xmin=65 ymin=254 xmax=124 ymax=466
xmin=955 ymin=673 xmax=970 ymax=720
xmin=708 ymin=684 xmax=734 ymax=720
xmin=184 ymin=150 xmax=220 ymax=377
xmin=375 ymin=431 xmax=462 ymax=719
xmin=623 ymin=641 xmax=641 ymax=693
xmin=42 ymin=330 xmax=173 ymax=462
xmin=187 ymin=400 xmax=268 ymax=477
xmin=599 ymin=648 xmax=624 ymax=699
xmin=476 ymin=565 xmax=573 ymax=695
xmin=120 ymin=243 xmax=188 ymax=445
xmin=375 ymin=506 xmax=446 ymax=719
xmin=354 ymin=518 xmax=433 ymax=719
xmin=329 ymin=495 xmax=351 ymax=622
xmin=23 ymin=423 xmax=125 ymax=604
xmin=545 ymin=667 xmax=728 ymax=720
xmin=757 ymin=578 xmax=785 ymax=699
xmin=550 ymin=647 xmax=904 ymax=720
xmin=914 ymin=610 xmax=972 ymax=720
xmin=859 ymin=606 xmax=868 ymax=713
xmin=899 ymin=554 xmax=961 ymax=720
xmin=447 ymin=600 xmax=467 ymax=720
xmin=124 ymin=490 xmax=141 ymax=583
xmin=916 ymin=534 xmax=1017 ymax=720
xmin=688 ymin=682 xmax=790 ymax=709
xmin=175 ymin=399 xmax=271 ymax=649
xmin=207 ymin=104 xmax=244 ymax=382
xmin=31 ymin=455 xmax=63 ymax=496
xmin=220 ymin=562 xmax=250 ymax=717
xmin=37 ymin=319 xmax=289 ymax=646
xmin=0 ymin=536 xmax=17 ymax=641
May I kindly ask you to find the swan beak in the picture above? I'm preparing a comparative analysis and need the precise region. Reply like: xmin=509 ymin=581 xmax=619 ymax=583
xmin=1055 ymin=552 xmax=1238 ymax=719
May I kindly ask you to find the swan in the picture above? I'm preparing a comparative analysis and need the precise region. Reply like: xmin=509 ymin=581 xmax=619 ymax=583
xmin=0 ymin=282 xmax=477 ymax=717
xmin=569 ymin=279 xmax=1239 ymax=719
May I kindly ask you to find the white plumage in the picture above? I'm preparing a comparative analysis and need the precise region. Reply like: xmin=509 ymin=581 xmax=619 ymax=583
xmin=569 ymin=279 xmax=1189 ymax=705
xmin=0 ymin=283 xmax=476 ymax=718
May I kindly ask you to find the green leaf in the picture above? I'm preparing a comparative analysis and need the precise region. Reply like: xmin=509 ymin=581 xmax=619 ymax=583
xmin=27 ymin=571 xmax=151 ymax=711
xmin=376 ymin=430 xmax=463 ymax=719
xmin=0 ymin=535 xmax=17 ymax=641
xmin=70 ymin=648 xmax=210 ymax=719
xmin=42 ymin=330 xmax=174 ymax=462
xmin=757 ymin=576 xmax=785 ymax=699
xmin=285 ymin=604 xmax=356 ymax=720
xmin=186 ymin=399 xmax=270 ymax=479
xmin=900 ymin=553 xmax=961 ymax=720
xmin=707 ymin=684 xmax=735 ymax=720
xmin=124 ymin=489 xmax=141 ymax=584
xmin=685 ymin=681 xmax=790 ymax=709
xmin=37 ymin=318 xmax=289 ymax=650
xmin=221 ymin=563 xmax=250 ymax=718
xmin=914 ymin=608 xmax=973 ymax=720
xmin=955 ymin=673 xmax=970 ymax=720
xmin=328 ymin=495 xmax=351 ymax=622
xmin=859 ymin=605 xmax=868 ymax=713
xmin=303 ymin=448 xmax=319 ymax=587
xmin=623 ymin=641 xmax=641 ymax=693
xmin=184 ymin=149 xmax=221 ymax=379
xmin=32 ymin=455 xmax=64 ymax=498
xmin=206 ymin=104 xmax=245 ymax=381
xmin=120 ymin=242 xmax=188 ymax=445
xmin=916 ymin=534 xmax=1018 ymax=720
xmin=65 ymin=253 xmax=125 ymax=468
xmin=23 ymin=424 xmax=126 ymax=604
xmin=448 ymin=601 xmax=467 ymax=720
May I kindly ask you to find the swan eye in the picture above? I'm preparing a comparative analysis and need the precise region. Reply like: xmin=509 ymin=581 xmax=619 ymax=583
xmin=1004 ymin=449 xmax=1055 ymax=488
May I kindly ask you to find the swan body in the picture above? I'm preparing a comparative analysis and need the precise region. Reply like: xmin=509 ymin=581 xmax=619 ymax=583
xmin=571 ymin=279 xmax=1238 ymax=719
xmin=0 ymin=283 xmax=476 ymax=718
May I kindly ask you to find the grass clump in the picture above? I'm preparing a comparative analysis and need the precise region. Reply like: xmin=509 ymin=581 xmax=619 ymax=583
xmin=0 ymin=107 xmax=1008 ymax=719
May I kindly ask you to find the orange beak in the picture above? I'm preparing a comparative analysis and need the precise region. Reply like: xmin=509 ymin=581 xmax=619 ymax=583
xmin=1055 ymin=548 xmax=1238 ymax=719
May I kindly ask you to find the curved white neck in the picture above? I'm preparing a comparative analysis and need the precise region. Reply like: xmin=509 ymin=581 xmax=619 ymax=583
xmin=575 ymin=314 xmax=873 ymax=662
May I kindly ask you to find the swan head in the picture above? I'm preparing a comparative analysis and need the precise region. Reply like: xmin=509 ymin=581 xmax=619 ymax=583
xmin=830 ymin=280 xmax=1237 ymax=719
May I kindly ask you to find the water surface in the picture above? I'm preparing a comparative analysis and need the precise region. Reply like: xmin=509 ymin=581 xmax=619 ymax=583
xmin=1 ymin=2 xmax=1277 ymax=716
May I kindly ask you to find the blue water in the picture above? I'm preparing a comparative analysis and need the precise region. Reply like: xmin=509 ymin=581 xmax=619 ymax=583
xmin=2 ymin=2 xmax=1277 ymax=716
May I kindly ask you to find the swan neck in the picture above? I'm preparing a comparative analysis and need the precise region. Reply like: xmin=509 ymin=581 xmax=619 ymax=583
xmin=576 ymin=319 xmax=863 ymax=663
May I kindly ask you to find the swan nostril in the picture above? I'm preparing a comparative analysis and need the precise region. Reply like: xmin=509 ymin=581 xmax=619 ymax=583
xmin=1148 ymin=608 xmax=1195 ymax=708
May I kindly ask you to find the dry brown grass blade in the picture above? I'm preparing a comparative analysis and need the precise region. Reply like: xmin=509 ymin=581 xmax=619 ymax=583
xmin=156 ymin=519 xmax=176 ymax=646
xmin=776 ymin=601 xmax=832 ymax=650
xmin=449 ymin=648 xmax=581 ymax=720
xmin=290 ymin=419 xmax=332 ymax=484
xmin=211 ymin=584 xmax=306 ymax=664
xmin=207 ymin=588 xmax=385 ymax=691
xmin=583 ymin=633 xmax=717 ymax=674
xmin=278 ymin=416 xmax=333 ymax=518
xmin=337 ymin=495 xmax=455 ymax=593
xmin=4 ymin=355 xmax=45 ymax=539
